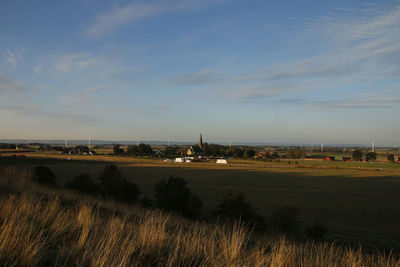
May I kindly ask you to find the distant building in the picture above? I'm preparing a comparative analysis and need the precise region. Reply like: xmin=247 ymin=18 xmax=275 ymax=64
xmin=342 ymin=157 xmax=351 ymax=162
xmin=255 ymin=151 xmax=266 ymax=158
xmin=187 ymin=134 xmax=204 ymax=157
xmin=325 ymin=156 xmax=335 ymax=161
xmin=216 ymin=159 xmax=227 ymax=164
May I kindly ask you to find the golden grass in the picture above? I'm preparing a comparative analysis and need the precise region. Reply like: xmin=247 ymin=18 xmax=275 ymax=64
xmin=0 ymin=168 xmax=399 ymax=266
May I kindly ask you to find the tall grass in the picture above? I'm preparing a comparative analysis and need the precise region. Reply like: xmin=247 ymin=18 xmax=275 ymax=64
xmin=0 ymin=167 xmax=399 ymax=266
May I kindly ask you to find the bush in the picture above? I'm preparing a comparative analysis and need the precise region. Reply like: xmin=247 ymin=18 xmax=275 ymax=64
xmin=98 ymin=164 xmax=141 ymax=204
xmin=272 ymin=206 xmax=300 ymax=235
xmin=305 ymin=221 xmax=328 ymax=241
xmin=154 ymin=176 xmax=203 ymax=219
xmin=352 ymin=149 xmax=363 ymax=161
xmin=65 ymin=173 xmax=100 ymax=195
xmin=32 ymin=166 xmax=57 ymax=186
xmin=214 ymin=190 xmax=265 ymax=230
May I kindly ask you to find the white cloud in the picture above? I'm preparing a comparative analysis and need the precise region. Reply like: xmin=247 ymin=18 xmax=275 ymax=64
xmin=85 ymin=0 xmax=232 ymax=37
xmin=218 ymin=3 xmax=400 ymax=103
xmin=85 ymin=2 xmax=164 ymax=37
xmin=33 ymin=64 xmax=43 ymax=74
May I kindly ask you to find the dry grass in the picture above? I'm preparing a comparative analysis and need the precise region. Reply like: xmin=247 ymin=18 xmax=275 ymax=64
xmin=0 ymin=168 xmax=399 ymax=266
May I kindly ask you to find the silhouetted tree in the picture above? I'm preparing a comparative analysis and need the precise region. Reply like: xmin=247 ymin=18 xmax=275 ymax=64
xmin=98 ymin=164 xmax=141 ymax=203
xmin=32 ymin=166 xmax=57 ymax=186
xmin=154 ymin=176 xmax=203 ymax=219
xmin=214 ymin=190 xmax=265 ymax=230
xmin=65 ymin=173 xmax=100 ymax=195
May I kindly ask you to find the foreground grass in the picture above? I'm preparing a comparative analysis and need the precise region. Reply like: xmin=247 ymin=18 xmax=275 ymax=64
xmin=2 ymin=157 xmax=400 ymax=248
xmin=0 ymin=167 xmax=399 ymax=266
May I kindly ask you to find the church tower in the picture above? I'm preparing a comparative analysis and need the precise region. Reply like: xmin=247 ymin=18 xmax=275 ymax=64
xmin=199 ymin=133 xmax=203 ymax=149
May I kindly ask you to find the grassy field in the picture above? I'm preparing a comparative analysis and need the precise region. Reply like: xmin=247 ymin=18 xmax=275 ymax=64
xmin=1 ymin=154 xmax=400 ymax=250
xmin=1 ymin=170 xmax=398 ymax=266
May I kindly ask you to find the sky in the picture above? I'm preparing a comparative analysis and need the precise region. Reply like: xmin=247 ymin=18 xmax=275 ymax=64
xmin=0 ymin=0 xmax=399 ymax=145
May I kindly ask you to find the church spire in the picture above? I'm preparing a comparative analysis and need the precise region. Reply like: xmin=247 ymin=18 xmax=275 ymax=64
xmin=199 ymin=133 xmax=203 ymax=149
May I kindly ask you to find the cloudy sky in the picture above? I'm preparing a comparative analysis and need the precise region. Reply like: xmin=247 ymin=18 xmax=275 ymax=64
xmin=1 ymin=0 xmax=399 ymax=145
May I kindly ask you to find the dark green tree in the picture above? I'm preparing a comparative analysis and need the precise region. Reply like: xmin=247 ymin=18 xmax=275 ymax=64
xmin=352 ymin=149 xmax=363 ymax=161
xmin=244 ymin=149 xmax=256 ymax=159
xmin=154 ymin=176 xmax=203 ymax=219
xmin=365 ymin=152 xmax=377 ymax=162
xmin=98 ymin=164 xmax=141 ymax=203
xmin=214 ymin=190 xmax=265 ymax=229
xmin=387 ymin=154 xmax=395 ymax=163
xmin=113 ymin=145 xmax=124 ymax=155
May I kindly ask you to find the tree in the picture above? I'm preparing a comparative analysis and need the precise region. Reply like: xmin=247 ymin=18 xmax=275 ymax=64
xmin=154 ymin=176 xmax=203 ymax=219
xmin=365 ymin=152 xmax=377 ymax=162
xmin=352 ymin=149 xmax=363 ymax=161
xmin=113 ymin=145 xmax=123 ymax=155
xmin=214 ymin=190 xmax=265 ymax=229
xmin=388 ymin=154 xmax=395 ymax=163
xmin=98 ymin=164 xmax=141 ymax=203
xmin=138 ymin=143 xmax=153 ymax=155
xmin=163 ymin=145 xmax=178 ymax=157
xmin=65 ymin=173 xmax=100 ymax=195
xmin=32 ymin=166 xmax=57 ymax=186
xmin=127 ymin=145 xmax=139 ymax=156
xmin=243 ymin=149 xmax=255 ymax=159
xmin=287 ymin=148 xmax=306 ymax=159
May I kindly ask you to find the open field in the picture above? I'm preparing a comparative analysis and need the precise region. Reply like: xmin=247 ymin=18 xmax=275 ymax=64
xmin=1 ymin=154 xmax=400 ymax=250
xmin=1 ymin=173 xmax=398 ymax=266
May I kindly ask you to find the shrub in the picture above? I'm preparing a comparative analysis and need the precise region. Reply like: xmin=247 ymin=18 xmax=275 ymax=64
xmin=98 ymin=164 xmax=141 ymax=204
xmin=305 ymin=221 xmax=328 ymax=241
xmin=154 ymin=176 xmax=203 ymax=219
xmin=214 ymin=190 xmax=265 ymax=230
xmin=272 ymin=206 xmax=300 ymax=235
xmin=32 ymin=166 xmax=57 ymax=186
xmin=352 ymin=149 xmax=363 ymax=161
xmin=65 ymin=173 xmax=100 ymax=195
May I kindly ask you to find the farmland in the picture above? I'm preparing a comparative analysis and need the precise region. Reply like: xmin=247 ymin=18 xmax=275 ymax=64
xmin=1 ymin=153 xmax=400 ymax=250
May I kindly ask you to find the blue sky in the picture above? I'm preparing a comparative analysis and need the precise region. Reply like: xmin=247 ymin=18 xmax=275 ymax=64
xmin=1 ymin=0 xmax=399 ymax=145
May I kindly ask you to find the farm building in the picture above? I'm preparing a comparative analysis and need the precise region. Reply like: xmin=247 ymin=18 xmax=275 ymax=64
xmin=255 ymin=151 xmax=267 ymax=158
xmin=325 ymin=156 xmax=335 ymax=161
xmin=343 ymin=157 xmax=351 ymax=162
xmin=216 ymin=159 xmax=227 ymax=164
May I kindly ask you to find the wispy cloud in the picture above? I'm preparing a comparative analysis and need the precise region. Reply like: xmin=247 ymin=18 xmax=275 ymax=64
xmin=85 ymin=2 xmax=164 ymax=37
xmin=168 ymin=69 xmax=223 ymax=86
xmin=60 ymin=86 xmax=106 ymax=108
xmin=0 ymin=73 xmax=99 ymax=125
xmin=219 ymin=3 xmax=400 ymax=103
xmin=85 ymin=0 xmax=231 ymax=37
xmin=1 ymin=49 xmax=24 ymax=69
